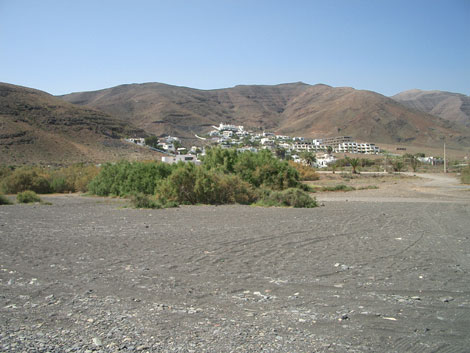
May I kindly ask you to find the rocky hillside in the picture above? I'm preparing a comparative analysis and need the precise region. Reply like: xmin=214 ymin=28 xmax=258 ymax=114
xmin=0 ymin=83 xmax=159 ymax=165
xmin=392 ymin=89 xmax=470 ymax=127
xmin=61 ymin=82 xmax=470 ymax=148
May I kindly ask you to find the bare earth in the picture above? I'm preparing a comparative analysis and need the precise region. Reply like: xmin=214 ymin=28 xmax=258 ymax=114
xmin=1 ymin=174 xmax=469 ymax=352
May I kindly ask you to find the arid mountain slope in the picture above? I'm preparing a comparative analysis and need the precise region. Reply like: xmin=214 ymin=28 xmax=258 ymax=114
xmin=392 ymin=89 xmax=470 ymax=127
xmin=0 ymin=83 xmax=158 ymax=165
xmin=61 ymin=82 xmax=470 ymax=148
xmin=278 ymin=85 xmax=468 ymax=146
xmin=61 ymin=82 xmax=310 ymax=138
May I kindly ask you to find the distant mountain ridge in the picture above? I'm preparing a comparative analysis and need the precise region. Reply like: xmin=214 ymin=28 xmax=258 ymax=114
xmin=0 ymin=82 xmax=158 ymax=165
xmin=392 ymin=89 xmax=470 ymax=127
xmin=61 ymin=82 xmax=470 ymax=148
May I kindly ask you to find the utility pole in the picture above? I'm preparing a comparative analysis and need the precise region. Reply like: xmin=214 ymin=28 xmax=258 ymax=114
xmin=444 ymin=143 xmax=447 ymax=173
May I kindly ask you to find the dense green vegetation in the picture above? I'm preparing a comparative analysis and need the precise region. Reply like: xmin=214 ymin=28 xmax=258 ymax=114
xmin=89 ymin=148 xmax=317 ymax=208
xmin=0 ymin=165 xmax=99 ymax=194
xmin=0 ymin=148 xmax=319 ymax=208
xmin=87 ymin=161 xmax=173 ymax=196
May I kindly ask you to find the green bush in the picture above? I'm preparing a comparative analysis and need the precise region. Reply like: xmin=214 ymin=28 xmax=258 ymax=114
xmin=461 ymin=167 xmax=470 ymax=184
xmin=155 ymin=163 xmax=257 ymax=205
xmin=321 ymin=184 xmax=355 ymax=192
xmin=233 ymin=150 xmax=300 ymax=190
xmin=201 ymin=148 xmax=300 ymax=190
xmin=257 ymin=188 xmax=318 ymax=208
xmin=49 ymin=164 xmax=99 ymax=193
xmin=130 ymin=193 xmax=161 ymax=209
xmin=1 ymin=168 xmax=51 ymax=194
xmin=88 ymin=161 xmax=173 ymax=196
xmin=17 ymin=190 xmax=41 ymax=203
xmin=0 ymin=194 xmax=12 ymax=205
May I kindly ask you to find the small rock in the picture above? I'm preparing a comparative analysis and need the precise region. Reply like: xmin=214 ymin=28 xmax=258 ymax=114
xmin=440 ymin=296 xmax=454 ymax=303
xmin=92 ymin=337 xmax=102 ymax=346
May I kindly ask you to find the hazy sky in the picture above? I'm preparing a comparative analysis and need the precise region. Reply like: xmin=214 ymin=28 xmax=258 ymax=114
xmin=1 ymin=0 xmax=469 ymax=96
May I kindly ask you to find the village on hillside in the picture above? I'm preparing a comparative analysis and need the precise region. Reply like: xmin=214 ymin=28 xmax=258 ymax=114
xmin=126 ymin=123 xmax=445 ymax=167
xmin=126 ymin=123 xmax=384 ymax=167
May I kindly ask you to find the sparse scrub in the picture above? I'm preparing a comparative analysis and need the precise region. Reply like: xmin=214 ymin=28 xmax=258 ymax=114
xmin=17 ymin=190 xmax=41 ymax=203
xmin=0 ymin=194 xmax=13 ymax=205
xmin=461 ymin=167 xmax=470 ymax=184
xmin=288 ymin=161 xmax=320 ymax=181
xmin=1 ymin=168 xmax=51 ymax=194
xmin=320 ymin=184 xmax=356 ymax=192
xmin=256 ymin=188 xmax=318 ymax=208
xmin=130 ymin=193 xmax=161 ymax=209
xmin=357 ymin=185 xmax=379 ymax=190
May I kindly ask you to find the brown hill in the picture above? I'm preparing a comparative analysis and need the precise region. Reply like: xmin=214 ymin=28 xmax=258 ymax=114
xmin=277 ymin=85 xmax=470 ymax=146
xmin=392 ymin=89 xmax=470 ymax=127
xmin=61 ymin=82 xmax=470 ymax=148
xmin=61 ymin=82 xmax=310 ymax=138
xmin=0 ymin=83 xmax=159 ymax=165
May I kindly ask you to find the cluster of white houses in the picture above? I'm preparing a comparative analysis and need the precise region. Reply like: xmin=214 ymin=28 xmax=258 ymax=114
xmin=126 ymin=123 xmax=380 ymax=167
xmin=208 ymin=123 xmax=380 ymax=155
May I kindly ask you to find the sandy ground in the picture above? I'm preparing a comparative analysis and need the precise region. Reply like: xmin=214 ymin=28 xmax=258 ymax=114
xmin=1 ymin=174 xmax=469 ymax=352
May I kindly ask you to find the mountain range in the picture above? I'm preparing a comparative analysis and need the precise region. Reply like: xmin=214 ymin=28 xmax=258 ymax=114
xmin=1 ymin=81 xmax=469 ymax=165
xmin=0 ymin=83 xmax=158 ymax=165
xmin=392 ymin=89 xmax=470 ymax=127
xmin=61 ymin=82 xmax=470 ymax=147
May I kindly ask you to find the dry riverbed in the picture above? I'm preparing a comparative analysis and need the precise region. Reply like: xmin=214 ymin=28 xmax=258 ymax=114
xmin=1 ymin=174 xmax=470 ymax=352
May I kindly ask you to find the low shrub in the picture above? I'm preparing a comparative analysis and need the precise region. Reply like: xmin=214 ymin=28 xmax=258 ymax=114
xmin=155 ymin=163 xmax=258 ymax=205
xmin=202 ymin=148 xmax=300 ymax=190
xmin=461 ymin=167 xmax=470 ymax=184
xmin=130 ymin=193 xmax=161 ymax=209
xmin=320 ymin=184 xmax=355 ymax=192
xmin=288 ymin=161 xmax=320 ymax=181
xmin=0 ymin=194 xmax=12 ymax=205
xmin=17 ymin=190 xmax=41 ymax=203
xmin=256 ymin=188 xmax=318 ymax=208
xmin=49 ymin=164 xmax=100 ymax=193
xmin=1 ymin=168 xmax=51 ymax=194
xmin=88 ymin=161 xmax=173 ymax=196
xmin=357 ymin=185 xmax=379 ymax=190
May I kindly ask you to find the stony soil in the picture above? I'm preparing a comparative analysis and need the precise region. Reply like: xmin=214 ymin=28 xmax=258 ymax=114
xmin=1 ymin=175 xmax=470 ymax=352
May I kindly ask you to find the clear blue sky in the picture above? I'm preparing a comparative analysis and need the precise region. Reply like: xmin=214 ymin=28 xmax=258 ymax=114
xmin=1 ymin=0 xmax=469 ymax=96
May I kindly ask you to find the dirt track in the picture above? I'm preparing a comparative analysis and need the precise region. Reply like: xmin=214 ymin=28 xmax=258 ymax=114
xmin=1 ymin=175 xmax=470 ymax=352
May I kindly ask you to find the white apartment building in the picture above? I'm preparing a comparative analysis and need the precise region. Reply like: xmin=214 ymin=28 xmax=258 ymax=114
xmin=162 ymin=154 xmax=200 ymax=165
xmin=336 ymin=142 xmax=379 ymax=154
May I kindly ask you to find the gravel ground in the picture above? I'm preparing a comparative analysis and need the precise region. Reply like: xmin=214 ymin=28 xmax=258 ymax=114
xmin=1 ymin=186 xmax=470 ymax=352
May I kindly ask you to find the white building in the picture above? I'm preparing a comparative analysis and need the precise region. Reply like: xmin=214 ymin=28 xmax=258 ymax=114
xmin=213 ymin=123 xmax=244 ymax=132
xmin=126 ymin=138 xmax=146 ymax=146
xmin=315 ymin=154 xmax=337 ymax=168
xmin=162 ymin=154 xmax=200 ymax=165
xmin=336 ymin=142 xmax=379 ymax=154
xmin=417 ymin=156 xmax=443 ymax=165
xmin=163 ymin=136 xmax=180 ymax=143
xmin=260 ymin=138 xmax=275 ymax=146
xmin=160 ymin=143 xmax=175 ymax=153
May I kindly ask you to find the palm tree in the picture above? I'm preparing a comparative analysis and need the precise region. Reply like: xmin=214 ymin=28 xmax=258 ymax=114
xmin=300 ymin=151 xmax=316 ymax=166
xmin=346 ymin=156 xmax=360 ymax=174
